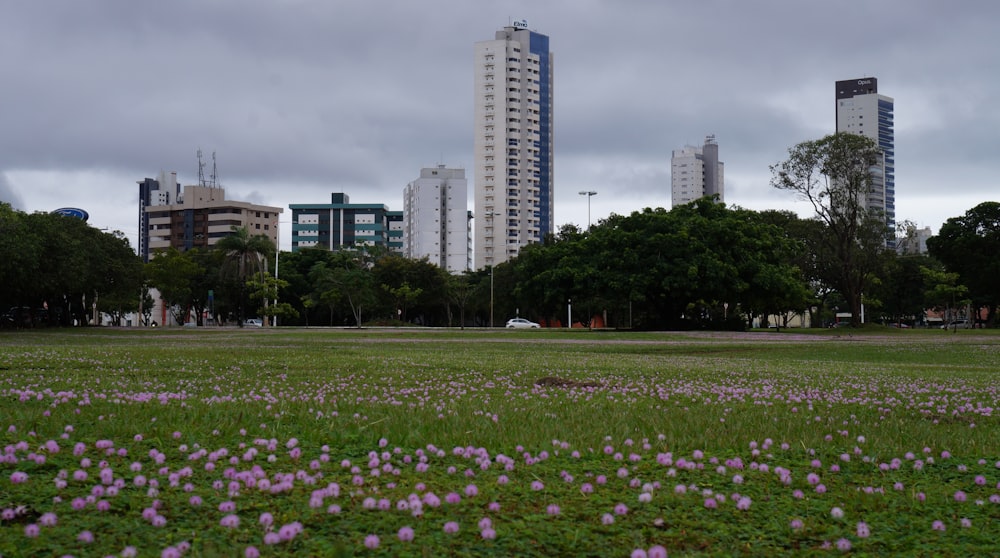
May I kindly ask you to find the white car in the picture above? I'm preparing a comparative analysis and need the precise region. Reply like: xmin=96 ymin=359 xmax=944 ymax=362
xmin=244 ymin=318 xmax=263 ymax=327
xmin=506 ymin=318 xmax=540 ymax=329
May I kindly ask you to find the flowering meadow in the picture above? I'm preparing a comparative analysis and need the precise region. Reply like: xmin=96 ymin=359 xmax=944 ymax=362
xmin=2 ymin=328 xmax=999 ymax=557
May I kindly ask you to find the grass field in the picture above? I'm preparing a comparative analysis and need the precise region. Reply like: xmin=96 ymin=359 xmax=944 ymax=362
xmin=1 ymin=327 xmax=999 ymax=556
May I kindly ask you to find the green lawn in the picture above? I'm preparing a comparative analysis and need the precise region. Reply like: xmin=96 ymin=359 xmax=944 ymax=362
xmin=1 ymin=328 xmax=998 ymax=556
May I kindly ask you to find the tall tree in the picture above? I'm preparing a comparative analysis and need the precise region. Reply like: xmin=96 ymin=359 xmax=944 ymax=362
xmin=215 ymin=227 xmax=275 ymax=325
xmin=771 ymin=133 xmax=890 ymax=326
xmin=927 ymin=202 xmax=1000 ymax=325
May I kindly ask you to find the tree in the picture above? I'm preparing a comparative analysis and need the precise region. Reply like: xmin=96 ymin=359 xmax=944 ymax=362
xmin=215 ymin=227 xmax=276 ymax=326
xmin=145 ymin=248 xmax=205 ymax=325
xmin=247 ymin=275 xmax=299 ymax=324
xmin=927 ymin=202 xmax=1000 ymax=326
xmin=771 ymin=133 xmax=890 ymax=326
xmin=921 ymin=266 xmax=969 ymax=328
xmin=93 ymin=230 xmax=145 ymax=326
xmin=307 ymin=252 xmax=376 ymax=327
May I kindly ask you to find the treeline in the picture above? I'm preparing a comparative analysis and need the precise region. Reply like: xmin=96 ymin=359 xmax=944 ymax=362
xmin=3 ymin=194 xmax=998 ymax=330
xmin=0 ymin=203 xmax=143 ymax=326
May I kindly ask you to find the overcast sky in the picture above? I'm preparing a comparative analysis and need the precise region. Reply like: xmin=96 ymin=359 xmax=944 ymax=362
xmin=2 ymin=1 xmax=997 ymax=252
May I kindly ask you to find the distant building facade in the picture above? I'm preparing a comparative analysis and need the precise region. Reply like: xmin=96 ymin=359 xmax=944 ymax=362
xmin=403 ymin=165 xmax=470 ymax=273
xmin=671 ymin=135 xmax=724 ymax=207
xmin=835 ymin=77 xmax=895 ymax=244
xmin=289 ymin=193 xmax=401 ymax=253
xmin=474 ymin=21 xmax=554 ymax=269
xmin=141 ymin=183 xmax=281 ymax=258
xmin=896 ymin=225 xmax=932 ymax=255
xmin=138 ymin=171 xmax=181 ymax=262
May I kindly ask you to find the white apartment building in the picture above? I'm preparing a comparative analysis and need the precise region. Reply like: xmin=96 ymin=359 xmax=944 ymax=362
xmin=403 ymin=165 xmax=470 ymax=273
xmin=835 ymin=77 xmax=895 ymax=244
xmin=473 ymin=21 xmax=553 ymax=269
xmin=671 ymin=135 xmax=724 ymax=207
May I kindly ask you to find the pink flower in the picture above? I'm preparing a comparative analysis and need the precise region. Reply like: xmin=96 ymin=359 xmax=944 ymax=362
xmin=481 ymin=527 xmax=497 ymax=539
xmin=831 ymin=507 xmax=844 ymax=519
xmin=39 ymin=512 xmax=57 ymax=527
xmin=857 ymin=522 xmax=870 ymax=538
xmin=465 ymin=484 xmax=479 ymax=497
xmin=836 ymin=538 xmax=851 ymax=552
xmin=954 ymin=491 xmax=967 ymax=502
xmin=546 ymin=504 xmax=561 ymax=515
xmin=398 ymin=526 xmax=414 ymax=542
xmin=704 ymin=498 xmax=717 ymax=509
xmin=648 ymin=546 xmax=668 ymax=558
xmin=443 ymin=521 xmax=460 ymax=534
xmin=363 ymin=534 xmax=379 ymax=549
xmin=932 ymin=520 xmax=946 ymax=531
xmin=245 ymin=546 xmax=260 ymax=558
xmin=531 ymin=480 xmax=544 ymax=491
xmin=220 ymin=514 xmax=240 ymax=528
xmin=790 ymin=519 xmax=804 ymax=530
xmin=9 ymin=471 xmax=28 ymax=484
xmin=602 ymin=513 xmax=615 ymax=525
xmin=614 ymin=503 xmax=629 ymax=515
xmin=736 ymin=497 xmax=751 ymax=510
xmin=631 ymin=550 xmax=648 ymax=558
xmin=24 ymin=524 xmax=39 ymax=538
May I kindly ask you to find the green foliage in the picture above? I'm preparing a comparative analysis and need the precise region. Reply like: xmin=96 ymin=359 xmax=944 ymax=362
xmin=771 ymin=133 xmax=891 ymax=326
xmin=0 ymin=204 xmax=143 ymax=326
xmin=145 ymin=247 xmax=206 ymax=325
xmin=1 ymin=329 xmax=999 ymax=556
xmin=927 ymin=201 xmax=1000 ymax=324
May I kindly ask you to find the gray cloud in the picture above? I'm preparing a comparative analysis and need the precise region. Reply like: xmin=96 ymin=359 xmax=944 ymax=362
xmin=0 ymin=172 xmax=25 ymax=210
xmin=2 ymin=0 xmax=998 ymax=246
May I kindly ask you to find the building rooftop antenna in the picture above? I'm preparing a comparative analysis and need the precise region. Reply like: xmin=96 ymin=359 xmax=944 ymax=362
xmin=210 ymin=151 xmax=219 ymax=189
xmin=197 ymin=148 xmax=207 ymax=187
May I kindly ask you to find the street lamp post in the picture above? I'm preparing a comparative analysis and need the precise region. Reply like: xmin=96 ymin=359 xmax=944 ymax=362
xmin=578 ymin=191 xmax=597 ymax=229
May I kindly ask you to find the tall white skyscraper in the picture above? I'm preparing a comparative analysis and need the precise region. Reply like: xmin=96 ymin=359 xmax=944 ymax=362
xmin=403 ymin=165 xmax=470 ymax=273
xmin=835 ymin=77 xmax=895 ymax=239
xmin=670 ymin=135 xmax=724 ymax=207
xmin=474 ymin=21 xmax=553 ymax=270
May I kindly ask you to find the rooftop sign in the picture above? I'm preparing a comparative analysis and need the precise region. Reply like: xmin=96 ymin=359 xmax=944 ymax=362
xmin=51 ymin=207 xmax=90 ymax=221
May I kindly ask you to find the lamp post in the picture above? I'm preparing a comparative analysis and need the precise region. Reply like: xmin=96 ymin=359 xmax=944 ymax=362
xmin=578 ymin=191 xmax=597 ymax=229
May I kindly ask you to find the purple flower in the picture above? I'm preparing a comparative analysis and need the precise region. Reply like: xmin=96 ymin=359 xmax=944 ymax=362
xmin=648 ymin=546 xmax=668 ymax=558
xmin=220 ymin=514 xmax=240 ymax=528
xmin=465 ymin=484 xmax=479 ymax=497
xmin=78 ymin=530 xmax=94 ymax=543
xmin=831 ymin=507 xmax=844 ymax=519
xmin=481 ymin=527 xmax=496 ymax=539
xmin=614 ymin=503 xmax=629 ymax=515
xmin=443 ymin=521 xmax=460 ymax=534
xmin=836 ymin=538 xmax=852 ymax=552
xmin=932 ymin=520 xmax=946 ymax=532
xmin=954 ymin=491 xmax=967 ymax=502
xmin=601 ymin=513 xmax=615 ymax=525
xmin=704 ymin=498 xmax=717 ymax=509
xmin=24 ymin=524 xmax=39 ymax=538
xmin=736 ymin=497 xmax=751 ymax=510
xmin=245 ymin=546 xmax=260 ymax=558
xmin=546 ymin=504 xmax=561 ymax=515
xmin=9 ymin=471 xmax=28 ymax=484
xmin=631 ymin=550 xmax=648 ymax=558
xmin=363 ymin=534 xmax=379 ymax=549
xmin=790 ymin=519 xmax=804 ymax=530
xmin=39 ymin=512 xmax=57 ymax=527
xmin=857 ymin=521 xmax=870 ymax=538
xmin=531 ymin=480 xmax=544 ymax=491
xmin=398 ymin=526 xmax=414 ymax=542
